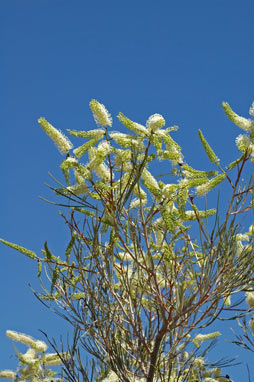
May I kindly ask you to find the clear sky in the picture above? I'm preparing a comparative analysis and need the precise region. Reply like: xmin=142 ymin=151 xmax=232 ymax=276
xmin=1 ymin=0 xmax=253 ymax=380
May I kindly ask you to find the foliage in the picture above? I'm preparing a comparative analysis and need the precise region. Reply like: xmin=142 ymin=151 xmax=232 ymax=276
xmin=1 ymin=100 xmax=254 ymax=382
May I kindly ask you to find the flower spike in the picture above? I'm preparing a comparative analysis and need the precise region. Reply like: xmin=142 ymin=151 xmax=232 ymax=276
xmin=38 ymin=118 xmax=73 ymax=154
xmin=89 ymin=99 xmax=112 ymax=127
xmin=222 ymin=102 xmax=253 ymax=131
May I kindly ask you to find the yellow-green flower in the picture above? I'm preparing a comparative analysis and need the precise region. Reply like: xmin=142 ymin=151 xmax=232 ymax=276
xmin=90 ymin=99 xmax=112 ymax=126
xmin=38 ymin=118 xmax=73 ymax=154
xmin=223 ymin=102 xmax=253 ymax=131
xmin=6 ymin=330 xmax=48 ymax=352
xmin=0 ymin=370 xmax=17 ymax=379
xmin=235 ymin=134 xmax=251 ymax=152
xmin=146 ymin=113 xmax=165 ymax=131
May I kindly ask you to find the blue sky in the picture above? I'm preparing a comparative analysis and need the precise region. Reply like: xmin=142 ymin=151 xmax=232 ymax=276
xmin=1 ymin=0 xmax=254 ymax=380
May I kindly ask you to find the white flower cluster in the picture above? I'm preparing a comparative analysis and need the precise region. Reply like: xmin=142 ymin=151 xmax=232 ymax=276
xmin=0 ymin=330 xmax=69 ymax=382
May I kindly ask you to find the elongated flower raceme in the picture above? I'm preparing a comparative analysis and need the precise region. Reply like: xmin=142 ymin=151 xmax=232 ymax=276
xmin=94 ymin=163 xmax=111 ymax=181
xmin=0 ymin=370 xmax=17 ymax=379
xmin=142 ymin=168 xmax=161 ymax=198
xmin=6 ymin=330 xmax=48 ymax=352
xmin=181 ymin=164 xmax=218 ymax=179
xmin=198 ymin=129 xmax=219 ymax=163
xmin=73 ymin=138 xmax=99 ymax=158
xmin=89 ymin=99 xmax=112 ymax=126
xmin=43 ymin=352 xmax=69 ymax=366
xmin=192 ymin=331 xmax=221 ymax=347
xmin=222 ymin=102 xmax=254 ymax=131
xmin=0 ymin=239 xmax=37 ymax=260
xmin=117 ymin=112 xmax=148 ymax=135
xmin=181 ymin=209 xmax=216 ymax=221
xmin=97 ymin=141 xmax=112 ymax=157
xmin=196 ymin=173 xmax=226 ymax=196
xmin=38 ymin=118 xmax=73 ymax=154
xmin=67 ymin=128 xmax=105 ymax=139
xmin=110 ymin=132 xmax=145 ymax=150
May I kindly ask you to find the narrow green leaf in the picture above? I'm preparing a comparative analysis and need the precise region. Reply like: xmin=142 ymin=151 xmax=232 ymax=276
xmin=44 ymin=241 xmax=53 ymax=261
xmin=50 ymin=266 xmax=59 ymax=294
xmin=65 ymin=235 xmax=76 ymax=263
xmin=37 ymin=261 xmax=42 ymax=277
xmin=71 ymin=207 xmax=95 ymax=217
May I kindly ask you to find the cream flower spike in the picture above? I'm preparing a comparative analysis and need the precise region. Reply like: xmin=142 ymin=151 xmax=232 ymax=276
xmin=0 ymin=370 xmax=17 ymax=379
xmin=192 ymin=331 xmax=221 ymax=347
xmin=89 ymin=99 xmax=112 ymax=127
xmin=222 ymin=102 xmax=253 ymax=131
xmin=146 ymin=113 xmax=165 ymax=131
xmin=38 ymin=118 xmax=73 ymax=154
xmin=6 ymin=330 xmax=48 ymax=352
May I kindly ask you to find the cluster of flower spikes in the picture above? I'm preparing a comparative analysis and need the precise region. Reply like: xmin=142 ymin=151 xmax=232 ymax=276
xmin=0 ymin=330 xmax=69 ymax=382
xmin=37 ymin=99 xmax=253 ymax=238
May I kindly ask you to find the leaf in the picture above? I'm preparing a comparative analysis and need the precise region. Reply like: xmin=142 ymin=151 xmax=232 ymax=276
xmin=44 ymin=241 xmax=53 ymax=261
xmin=37 ymin=261 xmax=42 ymax=277
xmin=65 ymin=235 xmax=76 ymax=263
xmin=50 ymin=266 xmax=59 ymax=294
